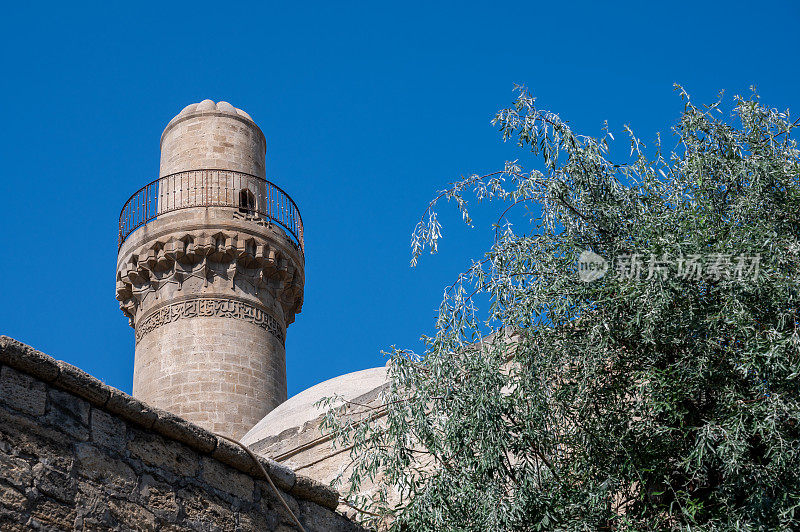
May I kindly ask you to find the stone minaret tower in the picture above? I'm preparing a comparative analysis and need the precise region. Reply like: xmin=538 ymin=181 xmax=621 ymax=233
xmin=116 ymin=100 xmax=304 ymax=439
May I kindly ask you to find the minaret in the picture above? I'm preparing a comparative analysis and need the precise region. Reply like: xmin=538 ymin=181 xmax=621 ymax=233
xmin=115 ymin=100 xmax=304 ymax=439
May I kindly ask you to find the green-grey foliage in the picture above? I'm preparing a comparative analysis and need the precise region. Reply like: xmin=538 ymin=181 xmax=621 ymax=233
xmin=320 ymin=86 xmax=800 ymax=530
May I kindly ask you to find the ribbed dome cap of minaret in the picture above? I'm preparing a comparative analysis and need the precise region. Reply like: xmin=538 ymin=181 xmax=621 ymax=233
xmin=159 ymin=99 xmax=266 ymax=178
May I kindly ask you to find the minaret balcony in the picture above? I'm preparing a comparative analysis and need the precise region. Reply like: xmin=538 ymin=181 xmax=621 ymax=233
xmin=118 ymin=169 xmax=304 ymax=255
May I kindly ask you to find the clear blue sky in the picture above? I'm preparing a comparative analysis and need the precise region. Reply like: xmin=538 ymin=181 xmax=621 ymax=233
xmin=1 ymin=1 xmax=798 ymax=397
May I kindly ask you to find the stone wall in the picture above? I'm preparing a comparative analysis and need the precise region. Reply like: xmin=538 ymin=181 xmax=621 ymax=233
xmin=0 ymin=336 xmax=361 ymax=531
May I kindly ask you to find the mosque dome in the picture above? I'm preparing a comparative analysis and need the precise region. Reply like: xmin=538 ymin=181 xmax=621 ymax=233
xmin=241 ymin=366 xmax=389 ymax=446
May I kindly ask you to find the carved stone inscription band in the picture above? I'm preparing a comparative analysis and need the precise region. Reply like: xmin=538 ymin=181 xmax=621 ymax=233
xmin=135 ymin=298 xmax=284 ymax=344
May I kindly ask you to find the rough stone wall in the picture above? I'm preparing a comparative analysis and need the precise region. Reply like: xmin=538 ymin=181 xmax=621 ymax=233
xmin=0 ymin=336 xmax=361 ymax=532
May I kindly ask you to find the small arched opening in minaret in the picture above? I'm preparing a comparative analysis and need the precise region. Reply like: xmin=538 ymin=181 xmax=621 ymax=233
xmin=239 ymin=189 xmax=255 ymax=214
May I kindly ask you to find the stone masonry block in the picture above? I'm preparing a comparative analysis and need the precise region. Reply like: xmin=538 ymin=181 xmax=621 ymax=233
xmin=90 ymin=407 xmax=127 ymax=451
xmin=178 ymin=485 xmax=236 ymax=528
xmin=201 ymin=455 xmax=255 ymax=502
xmin=42 ymin=388 xmax=90 ymax=441
xmin=257 ymin=483 xmax=300 ymax=526
xmin=74 ymin=442 xmax=137 ymax=494
xmin=48 ymin=388 xmax=90 ymax=425
xmin=0 ymin=407 xmax=74 ymax=474
xmin=31 ymin=461 xmax=77 ymax=504
xmin=137 ymin=474 xmax=179 ymax=520
xmin=210 ymin=437 xmax=254 ymax=473
xmin=105 ymin=388 xmax=157 ymax=429
xmin=290 ymin=475 xmax=339 ymax=511
xmin=0 ymin=445 xmax=32 ymax=490
xmin=28 ymin=498 xmax=77 ymax=531
xmin=0 ymin=336 xmax=59 ymax=383
xmin=54 ymin=360 xmax=111 ymax=406
xmin=151 ymin=407 xmax=217 ymax=454
xmin=107 ymin=498 xmax=157 ymax=530
xmin=0 ymin=482 xmax=27 ymax=512
xmin=258 ymin=456 xmax=296 ymax=492
xmin=0 ymin=366 xmax=47 ymax=417
xmin=297 ymin=499 xmax=366 ymax=532
xmin=127 ymin=429 xmax=199 ymax=479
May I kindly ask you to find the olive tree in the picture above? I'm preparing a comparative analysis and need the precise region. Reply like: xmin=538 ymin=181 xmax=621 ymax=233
xmin=321 ymin=86 xmax=800 ymax=530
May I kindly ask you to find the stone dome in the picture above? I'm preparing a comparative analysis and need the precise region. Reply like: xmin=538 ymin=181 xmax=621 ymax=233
xmin=241 ymin=366 xmax=389 ymax=446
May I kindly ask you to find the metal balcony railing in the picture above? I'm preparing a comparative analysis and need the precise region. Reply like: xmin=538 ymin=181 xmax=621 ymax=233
xmin=118 ymin=169 xmax=304 ymax=254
